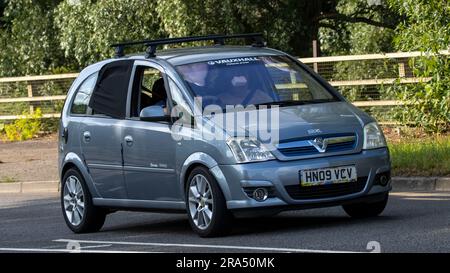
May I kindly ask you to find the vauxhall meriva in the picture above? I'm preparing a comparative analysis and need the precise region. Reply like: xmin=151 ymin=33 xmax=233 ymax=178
xmin=59 ymin=34 xmax=391 ymax=237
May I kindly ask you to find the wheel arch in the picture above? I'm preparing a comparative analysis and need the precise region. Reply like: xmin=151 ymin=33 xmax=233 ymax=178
xmin=179 ymin=152 xmax=232 ymax=202
xmin=61 ymin=152 xmax=100 ymax=198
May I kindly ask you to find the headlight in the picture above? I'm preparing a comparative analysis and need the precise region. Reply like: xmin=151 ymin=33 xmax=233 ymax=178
xmin=227 ymin=137 xmax=275 ymax=163
xmin=363 ymin=122 xmax=387 ymax=149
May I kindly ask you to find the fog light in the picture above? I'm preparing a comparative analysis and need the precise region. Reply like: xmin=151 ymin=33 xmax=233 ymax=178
xmin=379 ymin=175 xmax=389 ymax=186
xmin=252 ymin=188 xmax=268 ymax=202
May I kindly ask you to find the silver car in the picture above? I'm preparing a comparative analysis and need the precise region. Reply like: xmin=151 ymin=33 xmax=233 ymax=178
xmin=58 ymin=34 xmax=391 ymax=237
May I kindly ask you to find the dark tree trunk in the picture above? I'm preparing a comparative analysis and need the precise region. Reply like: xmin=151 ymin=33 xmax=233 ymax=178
xmin=288 ymin=0 xmax=324 ymax=57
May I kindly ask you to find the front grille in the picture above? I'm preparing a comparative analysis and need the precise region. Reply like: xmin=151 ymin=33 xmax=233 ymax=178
xmin=326 ymin=140 xmax=356 ymax=152
xmin=279 ymin=146 xmax=318 ymax=156
xmin=278 ymin=134 xmax=356 ymax=157
xmin=285 ymin=176 xmax=368 ymax=200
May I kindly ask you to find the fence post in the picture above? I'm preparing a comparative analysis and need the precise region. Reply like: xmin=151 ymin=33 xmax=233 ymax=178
xmin=398 ymin=62 xmax=406 ymax=78
xmin=312 ymin=40 xmax=318 ymax=73
xmin=27 ymin=83 xmax=34 ymax=114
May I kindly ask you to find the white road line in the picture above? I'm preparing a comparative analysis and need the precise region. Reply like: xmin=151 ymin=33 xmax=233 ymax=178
xmin=79 ymin=244 xmax=112 ymax=249
xmin=403 ymin=198 xmax=450 ymax=201
xmin=0 ymin=247 xmax=157 ymax=253
xmin=55 ymin=239 xmax=364 ymax=253
xmin=391 ymin=192 xmax=450 ymax=197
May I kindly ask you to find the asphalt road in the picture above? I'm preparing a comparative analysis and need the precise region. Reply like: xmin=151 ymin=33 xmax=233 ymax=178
xmin=0 ymin=191 xmax=449 ymax=253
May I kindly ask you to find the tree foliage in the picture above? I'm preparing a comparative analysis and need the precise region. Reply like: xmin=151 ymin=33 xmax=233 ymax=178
xmin=158 ymin=0 xmax=399 ymax=57
xmin=55 ymin=0 xmax=164 ymax=68
xmin=387 ymin=0 xmax=450 ymax=133
xmin=0 ymin=0 xmax=64 ymax=76
xmin=0 ymin=0 xmax=401 ymax=74
xmin=320 ymin=0 xmax=396 ymax=55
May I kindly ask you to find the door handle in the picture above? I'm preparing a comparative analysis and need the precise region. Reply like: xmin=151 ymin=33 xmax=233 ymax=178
xmin=124 ymin=135 xmax=134 ymax=146
xmin=83 ymin=131 xmax=91 ymax=142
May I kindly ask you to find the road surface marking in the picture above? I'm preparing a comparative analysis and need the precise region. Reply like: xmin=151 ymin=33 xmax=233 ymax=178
xmin=79 ymin=244 xmax=112 ymax=249
xmin=391 ymin=192 xmax=450 ymax=197
xmin=0 ymin=247 xmax=157 ymax=253
xmin=403 ymin=198 xmax=450 ymax=201
xmin=55 ymin=239 xmax=364 ymax=253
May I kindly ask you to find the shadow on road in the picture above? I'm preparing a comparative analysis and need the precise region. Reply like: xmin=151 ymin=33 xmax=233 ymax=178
xmin=99 ymin=210 xmax=399 ymax=238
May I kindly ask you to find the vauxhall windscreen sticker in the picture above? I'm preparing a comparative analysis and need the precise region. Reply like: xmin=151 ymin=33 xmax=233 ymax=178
xmin=207 ymin=57 xmax=259 ymax=66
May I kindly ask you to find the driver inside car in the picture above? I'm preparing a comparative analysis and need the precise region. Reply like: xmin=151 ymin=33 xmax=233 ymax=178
xmin=177 ymin=62 xmax=209 ymax=96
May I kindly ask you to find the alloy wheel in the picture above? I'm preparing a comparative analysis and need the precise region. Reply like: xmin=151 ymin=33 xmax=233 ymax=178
xmin=63 ymin=175 xmax=85 ymax=226
xmin=188 ymin=174 xmax=214 ymax=230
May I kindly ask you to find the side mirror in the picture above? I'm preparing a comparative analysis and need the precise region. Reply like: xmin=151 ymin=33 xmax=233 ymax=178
xmin=139 ymin=105 xmax=171 ymax=122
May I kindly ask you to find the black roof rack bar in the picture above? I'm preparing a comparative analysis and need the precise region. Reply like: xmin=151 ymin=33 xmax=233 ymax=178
xmin=111 ymin=33 xmax=265 ymax=58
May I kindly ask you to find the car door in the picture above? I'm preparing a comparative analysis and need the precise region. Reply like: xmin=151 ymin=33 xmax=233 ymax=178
xmin=121 ymin=61 xmax=180 ymax=201
xmin=79 ymin=60 xmax=133 ymax=199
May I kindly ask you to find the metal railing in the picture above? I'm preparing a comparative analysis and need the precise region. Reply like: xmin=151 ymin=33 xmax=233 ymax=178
xmin=0 ymin=50 xmax=448 ymax=123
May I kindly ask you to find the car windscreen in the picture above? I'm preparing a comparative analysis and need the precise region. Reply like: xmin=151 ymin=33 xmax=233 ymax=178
xmin=176 ymin=55 xmax=339 ymax=110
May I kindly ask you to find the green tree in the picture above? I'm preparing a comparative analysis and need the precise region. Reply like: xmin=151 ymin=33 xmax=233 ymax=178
xmin=320 ymin=0 xmax=396 ymax=56
xmin=55 ymin=0 xmax=165 ymax=69
xmin=387 ymin=0 xmax=450 ymax=133
xmin=157 ymin=0 xmax=400 ymax=57
xmin=0 ymin=0 xmax=402 ymax=76
xmin=0 ymin=0 xmax=65 ymax=76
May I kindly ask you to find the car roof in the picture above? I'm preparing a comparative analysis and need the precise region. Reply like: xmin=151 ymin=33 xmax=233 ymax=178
xmin=122 ymin=45 xmax=284 ymax=66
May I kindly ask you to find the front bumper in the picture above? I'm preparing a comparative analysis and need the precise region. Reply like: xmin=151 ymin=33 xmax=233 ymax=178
xmin=217 ymin=148 xmax=391 ymax=210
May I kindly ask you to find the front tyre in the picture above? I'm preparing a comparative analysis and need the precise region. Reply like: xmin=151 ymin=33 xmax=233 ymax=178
xmin=343 ymin=192 xmax=389 ymax=218
xmin=186 ymin=166 xmax=233 ymax=237
xmin=61 ymin=168 xmax=107 ymax=233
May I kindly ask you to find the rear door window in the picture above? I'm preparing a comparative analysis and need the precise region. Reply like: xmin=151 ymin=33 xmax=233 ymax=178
xmin=89 ymin=60 xmax=134 ymax=119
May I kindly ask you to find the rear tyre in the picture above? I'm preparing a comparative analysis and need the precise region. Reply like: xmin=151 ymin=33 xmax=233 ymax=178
xmin=186 ymin=166 xmax=233 ymax=237
xmin=343 ymin=192 xmax=389 ymax=218
xmin=61 ymin=168 xmax=107 ymax=233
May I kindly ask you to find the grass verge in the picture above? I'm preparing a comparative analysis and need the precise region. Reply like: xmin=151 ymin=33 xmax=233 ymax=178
xmin=388 ymin=135 xmax=450 ymax=177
